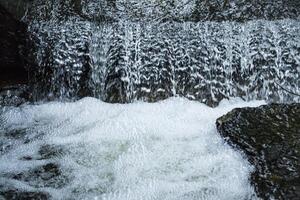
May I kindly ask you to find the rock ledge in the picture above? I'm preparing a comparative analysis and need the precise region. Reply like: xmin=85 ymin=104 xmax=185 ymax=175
xmin=216 ymin=103 xmax=300 ymax=199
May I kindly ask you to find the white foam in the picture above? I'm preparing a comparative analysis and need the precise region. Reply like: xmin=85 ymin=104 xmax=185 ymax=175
xmin=0 ymin=97 xmax=264 ymax=199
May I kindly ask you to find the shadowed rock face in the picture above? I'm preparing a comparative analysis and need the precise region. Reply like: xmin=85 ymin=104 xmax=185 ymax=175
xmin=216 ymin=104 xmax=300 ymax=199
xmin=0 ymin=5 xmax=37 ymax=106
xmin=0 ymin=0 xmax=30 ymax=20
xmin=0 ymin=5 xmax=28 ymax=88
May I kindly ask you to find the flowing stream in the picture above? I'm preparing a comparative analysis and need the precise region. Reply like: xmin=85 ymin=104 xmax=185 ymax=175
xmin=1 ymin=0 xmax=300 ymax=199
xmin=1 ymin=98 xmax=263 ymax=199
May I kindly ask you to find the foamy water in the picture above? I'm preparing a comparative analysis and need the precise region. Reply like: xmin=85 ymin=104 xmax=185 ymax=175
xmin=0 ymin=98 xmax=264 ymax=199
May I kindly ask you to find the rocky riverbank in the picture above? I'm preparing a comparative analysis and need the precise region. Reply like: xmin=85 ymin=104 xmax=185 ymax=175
xmin=217 ymin=103 xmax=300 ymax=199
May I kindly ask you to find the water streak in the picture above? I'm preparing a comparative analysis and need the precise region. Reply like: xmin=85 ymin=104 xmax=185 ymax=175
xmin=29 ymin=19 xmax=300 ymax=105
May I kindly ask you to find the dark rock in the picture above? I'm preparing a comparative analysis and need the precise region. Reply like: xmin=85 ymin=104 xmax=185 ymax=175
xmin=0 ymin=5 xmax=29 ymax=89
xmin=0 ymin=184 xmax=49 ymax=200
xmin=4 ymin=128 xmax=27 ymax=140
xmin=38 ymin=144 xmax=65 ymax=160
xmin=6 ymin=0 xmax=300 ymax=23
xmin=216 ymin=103 xmax=300 ymax=199
xmin=0 ymin=188 xmax=50 ymax=200
xmin=2 ymin=127 xmax=44 ymax=146
xmin=83 ymin=0 xmax=300 ymax=22
xmin=12 ymin=163 xmax=69 ymax=189
xmin=0 ymin=85 xmax=29 ymax=106
xmin=0 ymin=0 xmax=31 ymax=20
xmin=191 ymin=0 xmax=300 ymax=22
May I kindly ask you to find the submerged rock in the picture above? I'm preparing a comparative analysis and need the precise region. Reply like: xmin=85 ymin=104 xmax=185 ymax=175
xmin=0 ymin=85 xmax=29 ymax=106
xmin=11 ymin=163 xmax=69 ymax=189
xmin=216 ymin=103 xmax=300 ymax=199
xmin=0 ymin=188 xmax=50 ymax=200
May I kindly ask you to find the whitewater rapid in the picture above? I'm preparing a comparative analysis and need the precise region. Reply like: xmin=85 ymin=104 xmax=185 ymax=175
xmin=0 ymin=98 xmax=264 ymax=199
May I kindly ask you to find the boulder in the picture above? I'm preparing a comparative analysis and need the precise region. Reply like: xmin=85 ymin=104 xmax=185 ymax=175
xmin=216 ymin=103 xmax=300 ymax=199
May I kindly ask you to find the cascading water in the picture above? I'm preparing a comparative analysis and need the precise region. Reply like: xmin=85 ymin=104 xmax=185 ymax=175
xmin=0 ymin=0 xmax=300 ymax=199
xmin=88 ymin=20 xmax=300 ymax=105
xmin=28 ymin=17 xmax=300 ymax=105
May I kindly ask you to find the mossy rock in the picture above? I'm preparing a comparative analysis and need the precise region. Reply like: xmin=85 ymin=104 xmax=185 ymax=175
xmin=216 ymin=103 xmax=300 ymax=199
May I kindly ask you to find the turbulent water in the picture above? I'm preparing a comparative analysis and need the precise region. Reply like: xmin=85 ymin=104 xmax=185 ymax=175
xmin=0 ymin=98 xmax=264 ymax=199
xmin=89 ymin=20 xmax=300 ymax=104
xmin=29 ymin=1 xmax=300 ymax=105
xmin=28 ymin=19 xmax=300 ymax=105
xmin=0 ymin=0 xmax=299 ymax=199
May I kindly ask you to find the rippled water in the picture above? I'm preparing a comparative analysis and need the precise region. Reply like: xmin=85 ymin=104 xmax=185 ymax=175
xmin=0 ymin=98 xmax=264 ymax=199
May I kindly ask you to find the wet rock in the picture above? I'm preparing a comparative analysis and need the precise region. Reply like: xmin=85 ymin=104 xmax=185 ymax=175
xmin=0 ymin=85 xmax=29 ymax=106
xmin=0 ymin=5 xmax=28 ymax=89
xmin=4 ymin=128 xmax=27 ymax=140
xmin=12 ymin=163 xmax=69 ymax=189
xmin=0 ymin=188 xmax=50 ymax=200
xmin=6 ymin=0 xmax=299 ymax=23
xmin=38 ymin=144 xmax=65 ymax=160
xmin=60 ymin=0 xmax=300 ymax=22
xmin=191 ymin=0 xmax=300 ymax=22
xmin=216 ymin=103 xmax=300 ymax=199
xmin=2 ymin=128 xmax=44 ymax=146
xmin=0 ymin=0 xmax=31 ymax=20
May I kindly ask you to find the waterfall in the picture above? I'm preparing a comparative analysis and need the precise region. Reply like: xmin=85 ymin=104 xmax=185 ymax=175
xmin=1 ymin=1 xmax=300 ymax=199
xmin=28 ymin=18 xmax=300 ymax=105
